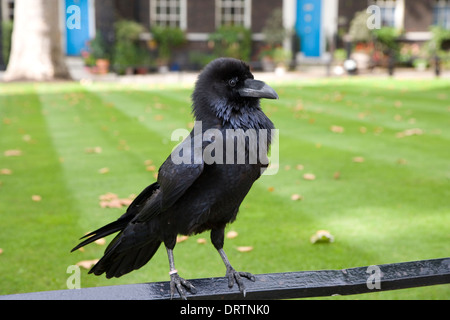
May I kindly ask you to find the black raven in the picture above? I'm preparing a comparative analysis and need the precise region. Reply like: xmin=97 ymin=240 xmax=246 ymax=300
xmin=72 ymin=57 xmax=278 ymax=299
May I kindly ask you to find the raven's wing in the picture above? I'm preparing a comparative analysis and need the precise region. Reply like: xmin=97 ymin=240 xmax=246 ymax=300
xmin=136 ymin=131 xmax=209 ymax=222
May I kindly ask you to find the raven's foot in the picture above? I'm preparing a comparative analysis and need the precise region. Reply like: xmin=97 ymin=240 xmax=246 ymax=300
xmin=169 ymin=272 xmax=196 ymax=300
xmin=225 ymin=266 xmax=256 ymax=297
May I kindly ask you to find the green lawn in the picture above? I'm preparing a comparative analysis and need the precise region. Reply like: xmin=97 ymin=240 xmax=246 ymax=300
xmin=0 ymin=77 xmax=449 ymax=299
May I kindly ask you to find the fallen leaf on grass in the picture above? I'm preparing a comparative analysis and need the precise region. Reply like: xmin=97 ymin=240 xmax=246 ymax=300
xmin=76 ymin=259 xmax=99 ymax=269
xmin=396 ymin=128 xmax=423 ymax=138
xmin=236 ymin=246 xmax=253 ymax=253
xmin=333 ymin=171 xmax=341 ymax=180
xmin=99 ymin=193 xmax=135 ymax=208
xmin=303 ymin=173 xmax=316 ymax=181
xmin=177 ymin=235 xmax=189 ymax=243
xmin=95 ymin=238 xmax=106 ymax=245
xmin=4 ymin=149 xmax=22 ymax=157
xmin=85 ymin=147 xmax=102 ymax=154
xmin=310 ymin=230 xmax=334 ymax=244
xmin=291 ymin=194 xmax=303 ymax=201
xmin=0 ymin=168 xmax=12 ymax=175
xmin=197 ymin=238 xmax=207 ymax=244
xmin=352 ymin=156 xmax=365 ymax=163
xmin=0 ymin=248 xmax=3 ymax=255
xmin=226 ymin=231 xmax=239 ymax=239
xmin=31 ymin=195 xmax=42 ymax=202
xmin=330 ymin=125 xmax=344 ymax=133
xmin=98 ymin=167 xmax=110 ymax=174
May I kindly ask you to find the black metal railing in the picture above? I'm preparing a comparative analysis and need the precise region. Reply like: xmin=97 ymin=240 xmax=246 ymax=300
xmin=1 ymin=257 xmax=449 ymax=300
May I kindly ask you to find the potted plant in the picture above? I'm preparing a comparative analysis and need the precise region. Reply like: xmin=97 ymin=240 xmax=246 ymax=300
xmin=151 ymin=26 xmax=186 ymax=72
xmin=90 ymin=31 xmax=110 ymax=74
xmin=113 ymin=20 xmax=149 ymax=75
xmin=208 ymin=25 xmax=252 ymax=62
xmin=260 ymin=8 xmax=290 ymax=71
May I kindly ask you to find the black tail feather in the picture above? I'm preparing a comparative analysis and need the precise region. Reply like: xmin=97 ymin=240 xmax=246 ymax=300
xmin=71 ymin=182 xmax=160 ymax=253
xmin=70 ymin=218 xmax=131 ymax=252
xmin=89 ymin=238 xmax=162 ymax=278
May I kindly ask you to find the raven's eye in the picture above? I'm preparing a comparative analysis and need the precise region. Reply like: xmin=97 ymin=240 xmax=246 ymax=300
xmin=228 ymin=78 xmax=237 ymax=87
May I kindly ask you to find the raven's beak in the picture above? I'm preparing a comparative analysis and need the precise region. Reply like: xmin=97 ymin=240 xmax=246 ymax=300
xmin=238 ymin=79 xmax=279 ymax=100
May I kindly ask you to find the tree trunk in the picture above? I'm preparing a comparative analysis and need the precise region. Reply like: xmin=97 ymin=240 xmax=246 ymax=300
xmin=4 ymin=0 xmax=71 ymax=81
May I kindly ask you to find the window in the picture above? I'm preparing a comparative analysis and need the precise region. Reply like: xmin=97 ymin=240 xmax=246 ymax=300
xmin=434 ymin=0 xmax=450 ymax=29
xmin=369 ymin=0 xmax=397 ymax=27
xmin=150 ymin=0 xmax=187 ymax=29
xmin=1 ymin=0 xmax=15 ymax=21
xmin=216 ymin=0 xmax=251 ymax=28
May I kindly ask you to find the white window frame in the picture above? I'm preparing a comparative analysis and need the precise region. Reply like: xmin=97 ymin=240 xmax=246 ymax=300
xmin=150 ymin=0 xmax=187 ymax=30
xmin=369 ymin=0 xmax=404 ymax=29
xmin=215 ymin=0 xmax=251 ymax=28
xmin=434 ymin=0 xmax=450 ymax=29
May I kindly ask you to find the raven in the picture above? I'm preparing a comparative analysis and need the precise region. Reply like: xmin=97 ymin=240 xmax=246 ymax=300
xmin=72 ymin=58 xmax=278 ymax=299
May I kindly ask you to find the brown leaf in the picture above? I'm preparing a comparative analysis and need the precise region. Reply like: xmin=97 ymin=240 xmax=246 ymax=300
xmin=303 ymin=173 xmax=316 ymax=181
xmin=236 ymin=246 xmax=253 ymax=253
xmin=85 ymin=146 xmax=102 ymax=154
xmin=120 ymin=198 xmax=133 ymax=206
xmin=0 ymin=248 xmax=3 ymax=255
xmin=330 ymin=125 xmax=344 ymax=133
xmin=352 ymin=156 xmax=365 ymax=163
xmin=31 ymin=195 xmax=42 ymax=202
xmin=396 ymin=128 xmax=423 ymax=138
xmin=196 ymin=238 xmax=207 ymax=244
xmin=94 ymin=238 xmax=106 ymax=246
xmin=310 ymin=230 xmax=334 ymax=244
xmin=4 ymin=149 xmax=22 ymax=157
xmin=76 ymin=259 xmax=99 ymax=269
xmin=226 ymin=231 xmax=239 ymax=239
xmin=177 ymin=235 xmax=189 ymax=243
xmin=0 ymin=168 xmax=12 ymax=175
xmin=291 ymin=194 xmax=303 ymax=201
xmin=99 ymin=192 xmax=118 ymax=201
xmin=99 ymin=193 xmax=135 ymax=208
xmin=333 ymin=171 xmax=341 ymax=180
xmin=98 ymin=167 xmax=110 ymax=174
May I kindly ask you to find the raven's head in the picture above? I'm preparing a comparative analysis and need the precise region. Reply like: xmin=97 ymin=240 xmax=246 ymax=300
xmin=192 ymin=58 xmax=278 ymax=129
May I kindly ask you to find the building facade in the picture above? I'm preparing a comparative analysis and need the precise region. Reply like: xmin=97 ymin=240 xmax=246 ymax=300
xmin=1 ymin=0 xmax=450 ymax=70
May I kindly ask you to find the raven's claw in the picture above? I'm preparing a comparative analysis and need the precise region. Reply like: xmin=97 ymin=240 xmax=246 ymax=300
xmin=225 ymin=266 xmax=255 ymax=297
xmin=170 ymin=272 xmax=196 ymax=300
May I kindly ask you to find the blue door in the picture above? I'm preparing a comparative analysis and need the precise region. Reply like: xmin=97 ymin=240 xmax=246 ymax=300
xmin=296 ymin=0 xmax=322 ymax=57
xmin=65 ymin=0 xmax=90 ymax=56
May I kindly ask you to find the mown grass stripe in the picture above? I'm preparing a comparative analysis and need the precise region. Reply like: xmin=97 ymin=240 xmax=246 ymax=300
xmin=0 ymin=84 xmax=80 ymax=294
xmin=35 ymin=83 xmax=174 ymax=288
